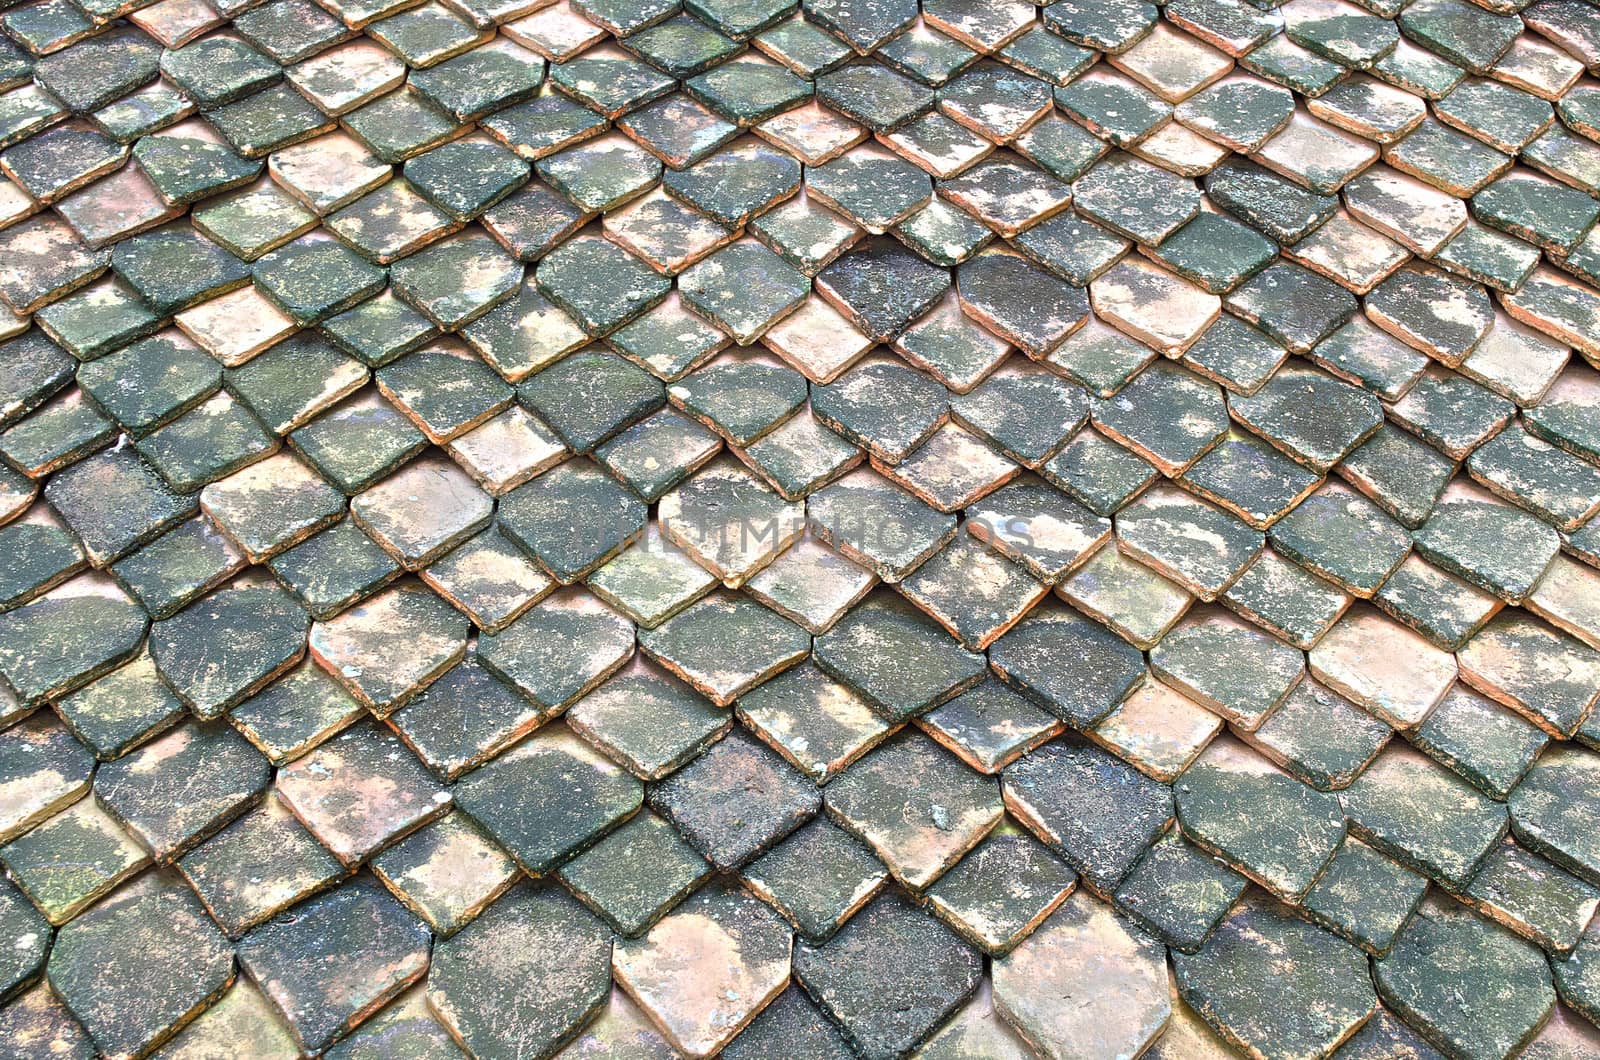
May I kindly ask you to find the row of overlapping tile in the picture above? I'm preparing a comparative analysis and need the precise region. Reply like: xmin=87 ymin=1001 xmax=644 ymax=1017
xmin=2 ymin=0 xmax=1600 ymax=1056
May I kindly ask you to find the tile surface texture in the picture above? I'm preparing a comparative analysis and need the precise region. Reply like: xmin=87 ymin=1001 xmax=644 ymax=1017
xmin=0 ymin=0 xmax=1597 ymax=1056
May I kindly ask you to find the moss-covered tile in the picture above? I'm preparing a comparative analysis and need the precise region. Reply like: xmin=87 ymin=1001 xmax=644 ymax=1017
xmin=740 ymin=817 xmax=884 ymax=946
xmin=917 ymin=680 xmax=1062 ymax=775
xmin=236 ymin=876 xmax=429 ymax=1054
xmin=1172 ymin=892 xmax=1376 ymax=1059
xmin=534 ymin=233 xmax=671 ymax=335
xmin=425 ymin=882 xmax=611 ymax=1059
xmin=1113 ymin=828 xmax=1245 ymax=953
xmin=175 ymin=794 xmax=344 ymax=936
xmin=649 ymin=726 xmax=818 ymax=869
xmin=1002 ymin=736 xmax=1172 ymax=894
xmin=44 ymin=871 xmax=234 ymax=1059
xmin=518 ymin=347 xmax=666 ymax=451
xmin=815 ymin=61 xmax=934 ymax=131
xmin=226 ymin=657 xmax=360 ymax=767
xmin=0 ymin=795 xmax=148 ymax=926
xmin=1374 ymin=893 xmax=1554 ymax=1060
xmin=586 ymin=523 xmax=717 ymax=627
xmin=251 ymin=236 xmax=385 ymax=326
xmin=555 ymin=810 xmax=711 ymax=935
xmin=109 ymin=513 xmax=246 ymax=619
xmin=0 ymin=577 xmax=147 ymax=707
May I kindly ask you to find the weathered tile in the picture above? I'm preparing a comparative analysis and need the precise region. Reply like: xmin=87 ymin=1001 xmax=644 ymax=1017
xmin=956 ymin=250 xmax=1087 ymax=362
xmin=759 ymin=295 xmax=874 ymax=385
xmin=453 ymin=722 xmax=640 ymax=872
xmin=475 ymin=588 xmax=633 ymax=711
xmin=276 ymin=719 xmax=448 ymax=865
xmin=1034 ymin=427 xmax=1155 ymax=516
xmin=793 ymin=891 xmax=981 ymax=1058
xmin=1554 ymin=920 xmax=1600 ymax=1030
xmin=308 ymin=579 xmax=468 ymax=713
xmin=1413 ymin=481 xmax=1560 ymax=603
xmin=0 ymin=577 xmax=147 ymax=706
xmin=428 ymin=884 xmax=611 ymax=1058
xmin=613 ymin=880 xmax=792 ymax=1056
xmin=0 ymin=984 xmax=95 ymax=1060
xmin=806 ymin=469 xmax=955 ymax=581
xmin=1456 ymin=611 xmax=1600 ymax=737
xmin=989 ymin=599 xmax=1146 ymax=731
xmin=1459 ymin=839 xmax=1600 ymax=955
xmin=497 ymin=457 xmax=647 ymax=582
xmin=905 ymin=978 xmax=1039 ymax=1059
xmin=0 ymin=716 xmax=90 ymax=849
xmin=566 ymin=657 xmax=730 ymax=781
xmin=1173 ymin=892 xmax=1377 ymax=1058
xmin=50 ymin=649 xmax=181 ymax=760
xmin=747 ymin=196 xmax=861 ymax=278
xmin=736 ymin=661 xmax=892 ymax=782
xmin=1043 ymin=0 xmax=1157 ymax=53
xmin=1509 ymin=743 xmax=1600 ymax=887
xmin=900 ymin=530 xmax=1043 ymax=645
xmin=45 ymin=871 xmax=233 ymax=1058
xmin=606 ymin=295 xmax=730 ymax=381
xmin=387 ymin=654 xmax=544 ymax=781
xmin=619 ymin=94 xmax=739 ymax=169
xmin=740 ymin=816 xmax=884 ymax=944
xmin=377 ymin=343 xmax=514 ymax=444
xmin=444 ymin=406 xmax=567 ymax=499
xmin=0 ymin=795 xmax=147 ymax=927
xmin=1374 ymin=893 xmax=1554 ymax=1059
xmin=742 ymin=536 xmax=874 ymax=634
xmin=1206 ymin=157 xmax=1339 ymax=243
xmin=815 ymin=238 xmax=949 ymax=343
xmin=638 ymin=590 xmax=809 ymax=704
xmin=1246 ymin=669 xmax=1391 ymax=786
xmin=134 ymin=390 xmax=277 ymax=494
xmin=1468 ymin=420 xmax=1600 ymax=531
xmin=154 ymin=978 xmax=299 ymax=1060
xmin=586 ymin=524 xmax=716 ymax=629
xmin=667 ymin=353 xmax=806 ymax=448
xmin=814 ymin=589 xmax=984 ymax=719
xmin=371 ymin=811 xmax=518 ymax=937
xmin=176 ymin=794 xmax=343 ymax=936
xmin=1060 ymin=544 xmax=1193 ymax=650
xmin=536 ymin=232 xmax=672 ymax=335
xmin=1338 ymin=740 xmax=1509 ymax=889
xmin=662 ymin=139 xmax=800 ymax=228
xmin=1115 ymin=484 xmax=1264 ymax=601
xmin=649 ymin=727 xmax=818 ymax=870
xmin=351 ymin=455 xmax=493 ymax=569
xmin=147 ymin=577 xmax=310 ymax=719
xmin=1175 ymin=75 xmax=1294 ymax=152
xmin=1113 ymin=828 xmax=1246 ymax=953
xmin=914 ymin=680 xmax=1060 ymax=777
xmin=812 ymin=354 xmax=948 ymax=464
xmin=556 ymin=810 xmax=710 ymax=936
xmin=823 ymin=731 xmax=1000 ymax=891
xmin=678 ymin=239 xmax=810 ymax=345
xmin=1175 ymin=736 xmax=1345 ymax=899
xmin=602 ymin=188 xmax=736 ymax=276
xmin=924 ymin=822 xmax=1076 ymax=955
xmin=284 ymin=42 xmax=405 ymax=114
xmin=1003 ymin=737 xmax=1173 ymax=894
xmin=228 ymin=658 xmax=364 ymax=765
xmin=237 ymin=876 xmax=429 ymax=1054
xmin=994 ymin=890 xmax=1172 ymax=1056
